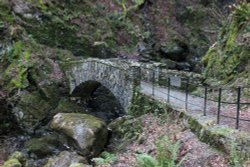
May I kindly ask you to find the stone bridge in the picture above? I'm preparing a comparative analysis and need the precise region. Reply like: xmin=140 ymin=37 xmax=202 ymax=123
xmin=66 ymin=58 xmax=141 ymax=111
xmin=65 ymin=58 xmax=250 ymax=158
xmin=66 ymin=58 xmax=203 ymax=112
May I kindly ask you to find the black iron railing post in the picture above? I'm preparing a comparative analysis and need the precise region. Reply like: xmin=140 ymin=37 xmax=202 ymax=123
xmin=185 ymin=78 xmax=189 ymax=111
xmin=167 ymin=77 xmax=170 ymax=103
xmin=217 ymin=88 xmax=222 ymax=124
xmin=236 ymin=87 xmax=241 ymax=129
xmin=152 ymin=70 xmax=155 ymax=96
xmin=204 ymin=87 xmax=208 ymax=116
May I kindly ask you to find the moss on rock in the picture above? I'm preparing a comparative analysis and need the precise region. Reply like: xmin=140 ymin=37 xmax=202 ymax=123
xmin=2 ymin=158 xmax=21 ymax=167
xmin=9 ymin=151 xmax=26 ymax=165
xmin=52 ymin=98 xmax=86 ymax=115
xmin=50 ymin=113 xmax=108 ymax=157
xmin=25 ymin=134 xmax=66 ymax=158
xmin=202 ymin=2 xmax=250 ymax=86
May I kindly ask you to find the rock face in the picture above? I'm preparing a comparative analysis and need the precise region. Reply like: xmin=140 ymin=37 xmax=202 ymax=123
xmin=44 ymin=151 xmax=88 ymax=167
xmin=50 ymin=113 xmax=108 ymax=157
xmin=0 ymin=99 xmax=17 ymax=134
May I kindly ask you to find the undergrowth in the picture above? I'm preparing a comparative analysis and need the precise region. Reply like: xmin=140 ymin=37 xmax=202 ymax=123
xmin=229 ymin=141 xmax=244 ymax=167
xmin=136 ymin=136 xmax=184 ymax=167
xmin=92 ymin=151 xmax=117 ymax=166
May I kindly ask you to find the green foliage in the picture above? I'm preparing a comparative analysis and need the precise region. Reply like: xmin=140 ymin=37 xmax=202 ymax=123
xmin=3 ymin=159 xmax=22 ymax=167
xmin=4 ymin=41 xmax=33 ymax=89
xmin=108 ymin=116 xmax=143 ymax=152
xmin=152 ymin=110 xmax=171 ymax=126
xmin=128 ymin=90 xmax=151 ymax=116
xmin=114 ymin=0 xmax=145 ymax=19
xmin=0 ymin=20 xmax=4 ymax=28
xmin=0 ymin=1 xmax=14 ymax=23
xmin=129 ymin=91 xmax=170 ymax=117
xmin=202 ymin=2 xmax=250 ymax=85
xmin=6 ymin=41 xmax=22 ymax=63
xmin=27 ymin=0 xmax=47 ymax=11
xmin=92 ymin=151 xmax=117 ymax=165
xmin=136 ymin=154 xmax=158 ymax=167
xmin=233 ymin=2 xmax=250 ymax=24
xmin=112 ymin=117 xmax=143 ymax=142
xmin=23 ymin=1 xmax=93 ymax=57
xmin=229 ymin=141 xmax=244 ymax=167
xmin=185 ymin=6 xmax=206 ymax=24
xmin=156 ymin=136 xmax=182 ymax=167
xmin=136 ymin=136 xmax=183 ymax=167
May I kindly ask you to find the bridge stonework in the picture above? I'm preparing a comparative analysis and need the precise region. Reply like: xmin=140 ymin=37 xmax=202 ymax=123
xmin=67 ymin=58 xmax=141 ymax=111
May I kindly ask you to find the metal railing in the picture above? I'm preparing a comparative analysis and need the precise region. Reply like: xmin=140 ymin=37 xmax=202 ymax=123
xmin=140 ymin=66 xmax=250 ymax=131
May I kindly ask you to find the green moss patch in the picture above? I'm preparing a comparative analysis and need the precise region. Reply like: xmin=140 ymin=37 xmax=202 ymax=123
xmin=202 ymin=2 xmax=250 ymax=86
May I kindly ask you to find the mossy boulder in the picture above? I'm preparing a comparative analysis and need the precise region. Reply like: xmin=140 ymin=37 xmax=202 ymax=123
xmin=2 ymin=158 xmax=21 ymax=167
xmin=2 ymin=151 xmax=26 ymax=167
xmin=52 ymin=98 xmax=86 ymax=115
xmin=44 ymin=151 xmax=88 ymax=167
xmin=11 ymin=91 xmax=51 ymax=133
xmin=25 ymin=134 xmax=67 ymax=158
xmin=9 ymin=152 xmax=26 ymax=165
xmin=50 ymin=113 xmax=108 ymax=157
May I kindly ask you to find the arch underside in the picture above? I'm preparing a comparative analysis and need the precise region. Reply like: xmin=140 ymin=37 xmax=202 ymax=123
xmin=71 ymin=81 xmax=101 ymax=99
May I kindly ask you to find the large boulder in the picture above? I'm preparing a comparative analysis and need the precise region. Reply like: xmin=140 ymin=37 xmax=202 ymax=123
xmin=44 ymin=151 xmax=89 ymax=167
xmin=12 ymin=91 xmax=51 ymax=133
xmin=50 ymin=113 xmax=108 ymax=157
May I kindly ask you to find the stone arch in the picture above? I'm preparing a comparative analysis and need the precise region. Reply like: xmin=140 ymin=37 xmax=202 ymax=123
xmin=68 ymin=61 xmax=136 ymax=111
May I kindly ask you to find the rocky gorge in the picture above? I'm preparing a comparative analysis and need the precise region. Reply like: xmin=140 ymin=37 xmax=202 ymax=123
xmin=0 ymin=0 xmax=249 ymax=167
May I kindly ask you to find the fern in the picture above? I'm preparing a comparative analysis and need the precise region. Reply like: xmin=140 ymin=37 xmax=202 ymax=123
xmin=156 ymin=136 xmax=182 ymax=167
xmin=136 ymin=136 xmax=184 ymax=167
xmin=136 ymin=154 xmax=158 ymax=167
xmin=92 ymin=151 xmax=117 ymax=165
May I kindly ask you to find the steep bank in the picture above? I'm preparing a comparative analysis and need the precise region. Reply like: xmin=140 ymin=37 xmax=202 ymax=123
xmin=203 ymin=2 xmax=250 ymax=86
xmin=1 ymin=0 xmax=234 ymax=69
